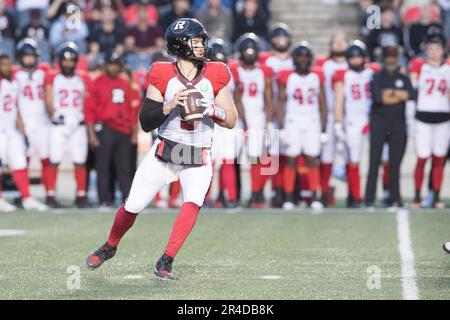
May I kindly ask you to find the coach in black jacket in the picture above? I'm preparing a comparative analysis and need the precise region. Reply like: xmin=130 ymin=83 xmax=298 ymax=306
xmin=365 ymin=45 xmax=416 ymax=208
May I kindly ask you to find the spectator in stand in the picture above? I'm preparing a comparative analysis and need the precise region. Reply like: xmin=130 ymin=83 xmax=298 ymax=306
xmin=0 ymin=0 xmax=16 ymax=41
xmin=125 ymin=0 xmax=164 ymax=56
xmin=88 ymin=4 xmax=125 ymax=62
xmin=49 ymin=3 xmax=89 ymax=52
xmin=20 ymin=9 xmax=49 ymax=42
xmin=232 ymin=0 xmax=268 ymax=42
xmin=404 ymin=3 xmax=443 ymax=58
xmin=366 ymin=4 xmax=404 ymax=63
xmin=123 ymin=0 xmax=158 ymax=25
xmin=159 ymin=0 xmax=194 ymax=31
xmin=438 ymin=0 xmax=450 ymax=39
xmin=85 ymin=0 xmax=125 ymax=27
xmin=47 ymin=0 xmax=86 ymax=22
xmin=196 ymin=0 xmax=233 ymax=41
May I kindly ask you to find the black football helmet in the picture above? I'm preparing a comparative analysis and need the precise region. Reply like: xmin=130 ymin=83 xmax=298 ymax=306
xmin=16 ymin=38 xmax=40 ymax=69
xmin=165 ymin=18 xmax=209 ymax=66
xmin=292 ymin=41 xmax=313 ymax=74
xmin=208 ymin=38 xmax=231 ymax=63
xmin=236 ymin=33 xmax=261 ymax=66
xmin=345 ymin=40 xmax=367 ymax=71
xmin=269 ymin=23 xmax=292 ymax=52
xmin=58 ymin=42 xmax=79 ymax=76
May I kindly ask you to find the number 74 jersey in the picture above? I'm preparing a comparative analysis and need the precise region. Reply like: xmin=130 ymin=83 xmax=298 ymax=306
xmin=409 ymin=58 xmax=450 ymax=113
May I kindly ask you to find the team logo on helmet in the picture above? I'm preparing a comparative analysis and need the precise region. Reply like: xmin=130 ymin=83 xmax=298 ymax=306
xmin=172 ymin=19 xmax=190 ymax=34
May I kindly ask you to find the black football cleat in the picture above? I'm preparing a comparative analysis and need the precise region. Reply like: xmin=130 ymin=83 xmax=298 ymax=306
xmin=85 ymin=242 xmax=117 ymax=270
xmin=75 ymin=196 xmax=90 ymax=209
xmin=443 ymin=242 xmax=450 ymax=254
xmin=46 ymin=196 xmax=65 ymax=209
xmin=154 ymin=254 xmax=174 ymax=280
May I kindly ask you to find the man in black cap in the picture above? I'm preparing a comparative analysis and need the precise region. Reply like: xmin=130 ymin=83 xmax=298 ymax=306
xmin=364 ymin=44 xmax=416 ymax=208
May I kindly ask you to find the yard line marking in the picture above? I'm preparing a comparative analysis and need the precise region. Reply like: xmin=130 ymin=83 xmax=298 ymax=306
xmin=260 ymin=275 xmax=282 ymax=280
xmin=0 ymin=229 xmax=26 ymax=237
xmin=396 ymin=209 xmax=419 ymax=300
xmin=125 ymin=275 xmax=144 ymax=280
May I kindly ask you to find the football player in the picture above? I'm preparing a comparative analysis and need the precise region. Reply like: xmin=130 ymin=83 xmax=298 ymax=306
xmin=261 ymin=23 xmax=294 ymax=207
xmin=44 ymin=43 xmax=91 ymax=208
xmin=85 ymin=18 xmax=238 ymax=280
xmin=333 ymin=40 xmax=379 ymax=208
xmin=409 ymin=32 xmax=450 ymax=209
xmin=317 ymin=31 xmax=349 ymax=207
xmin=14 ymin=38 xmax=52 ymax=200
xmin=277 ymin=42 xmax=327 ymax=210
xmin=210 ymin=38 xmax=243 ymax=208
xmin=0 ymin=54 xmax=48 ymax=212
xmin=230 ymin=33 xmax=273 ymax=208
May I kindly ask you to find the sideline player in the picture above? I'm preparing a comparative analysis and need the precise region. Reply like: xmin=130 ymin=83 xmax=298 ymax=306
xmin=230 ymin=32 xmax=273 ymax=208
xmin=277 ymin=42 xmax=327 ymax=210
xmin=333 ymin=40 xmax=379 ymax=208
xmin=317 ymin=31 xmax=348 ymax=207
xmin=14 ymin=38 xmax=52 ymax=200
xmin=210 ymin=38 xmax=243 ymax=208
xmin=0 ymin=54 xmax=48 ymax=212
xmin=409 ymin=32 xmax=450 ymax=209
xmin=260 ymin=23 xmax=294 ymax=207
xmin=85 ymin=18 xmax=238 ymax=280
xmin=44 ymin=43 xmax=91 ymax=208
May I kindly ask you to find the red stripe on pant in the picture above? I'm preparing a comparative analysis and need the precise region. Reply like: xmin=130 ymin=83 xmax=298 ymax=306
xmin=431 ymin=156 xmax=446 ymax=192
xmin=13 ymin=169 xmax=30 ymax=198
xmin=414 ymin=157 xmax=427 ymax=192
xmin=164 ymin=202 xmax=200 ymax=258
xmin=320 ymin=163 xmax=332 ymax=193
xmin=107 ymin=204 xmax=138 ymax=247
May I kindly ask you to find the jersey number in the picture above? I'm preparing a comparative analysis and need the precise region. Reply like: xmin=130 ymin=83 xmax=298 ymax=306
xmin=240 ymin=82 xmax=258 ymax=97
xmin=59 ymin=89 xmax=82 ymax=108
xmin=350 ymin=83 xmax=370 ymax=100
xmin=2 ymin=95 xmax=14 ymax=112
xmin=425 ymin=79 xmax=447 ymax=95
xmin=23 ymin=84 xmax=44 ymax=100
xmin=294 ymin=88 xmax=316 ymax=105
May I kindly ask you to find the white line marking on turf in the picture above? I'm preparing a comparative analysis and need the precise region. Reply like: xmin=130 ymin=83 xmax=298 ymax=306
xmin=260 ymin=275 xmax=282 ymax=280
xmin=0 ymin=229 xmax=26 ymax=237
xmin=125 ymin=275 xmax=144 ymax=280
xmin=396 ymin=209 xmax=419 ymax=300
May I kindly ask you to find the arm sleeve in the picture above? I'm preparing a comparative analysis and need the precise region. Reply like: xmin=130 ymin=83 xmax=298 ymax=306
xmin=139 ymin=98 xmax=168 ymax=133
xmin=84 ymin=79 xmax=97 ymax=125
xmin=370 ymin=73 xmax=383 ymax=105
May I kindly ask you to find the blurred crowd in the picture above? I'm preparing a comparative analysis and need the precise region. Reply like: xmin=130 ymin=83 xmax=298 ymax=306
xmin=0 ymin=0 xmax=272 ymax=72
xmin=358 ymin=0 xmax=450 ymax=64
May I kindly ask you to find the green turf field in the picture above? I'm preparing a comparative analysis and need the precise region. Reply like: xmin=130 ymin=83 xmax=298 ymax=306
xmin=1 ymin=208 xmax=450 ymax=300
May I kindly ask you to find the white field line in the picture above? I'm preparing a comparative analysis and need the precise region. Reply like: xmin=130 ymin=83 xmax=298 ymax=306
xmin=396 ymin=209 xmax=420 ymax=300
xmin=0 ymin=229 xmax=26 ymax=236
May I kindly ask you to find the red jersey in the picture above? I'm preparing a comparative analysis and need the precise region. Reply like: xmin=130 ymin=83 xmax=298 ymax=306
xmin=85 ymin=74 xmax=138 ymax=135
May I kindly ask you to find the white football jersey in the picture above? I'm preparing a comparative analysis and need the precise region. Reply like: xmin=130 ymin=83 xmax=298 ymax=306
xmin=47 ymin=72 xmax=88 ymax=119
xmin=0 ymin=77 xmax=19 ymax=131
xmin=278 ymin=69 xmax=324 ymax=117
xmin=147 ymin=61 xmax=231 ymax=148
xmin=231 ymin=63 xmax=273 ymax=114
xmin=322 ymin=58 xmax=348 ymax=113
xmin=410 ymin=60 xmax=450 ymax=113
xmin=14 ymin=68 xmax=48 ymax=125
xmin=334 ymin=66 xmax=378 ymax=117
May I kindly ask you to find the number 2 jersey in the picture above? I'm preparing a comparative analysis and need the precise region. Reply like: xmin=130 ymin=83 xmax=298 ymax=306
xmin=0 ymin=76 xmax=19 ymax=131
xmin=45 ymin=70 xmax=90 ymax=121
xmin=147 ymin=61 xmax=231 ymax=148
